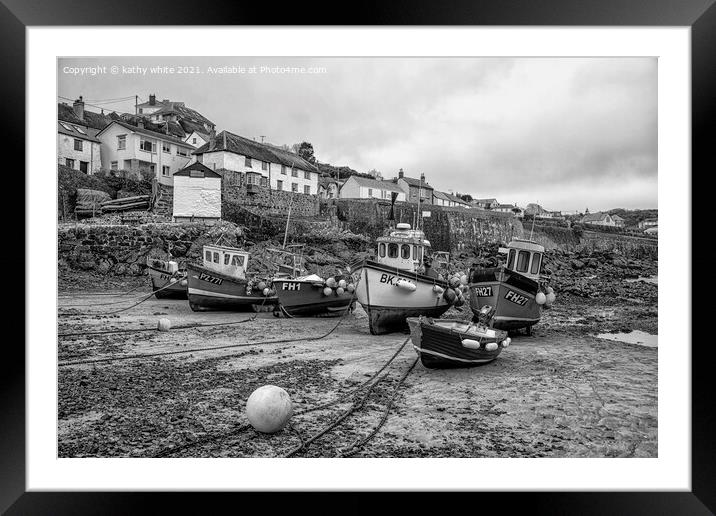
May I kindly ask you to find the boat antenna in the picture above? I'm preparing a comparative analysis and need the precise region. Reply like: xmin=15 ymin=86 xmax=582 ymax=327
xmin=529 ymin=202 xmax=537 ymax=241
xmin=417 ymin=172 xmax=423 ymax=231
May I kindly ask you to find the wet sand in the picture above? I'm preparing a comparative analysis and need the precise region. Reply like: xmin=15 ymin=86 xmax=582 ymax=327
xmin=57 ymin=285 xmax=657 ymax=458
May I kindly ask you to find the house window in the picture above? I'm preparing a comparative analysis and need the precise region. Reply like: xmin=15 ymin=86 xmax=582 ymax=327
xmin=74 ymin=139 xmax=83 ymax=151
xmin=262 ymin=161 xmax=268 ymax=171
xmin=245 ymin=157 xmax=252 ymax=167
xmin=530 ymin=253 xmax=542 ymax=275
xmin=162 ymin=142 xmax=170 ymax=153
xmin=304 ymin=185 xmax=310 ymax=194
xmin=291 ymin=168 xmax=298 ymax=177
xmin=140 ymin=139 xmax=155 ymax=152
xmin=138 ymin=108 xmax=143 ymax=114
xmin=162 ymin=166 xmax=170 ymax=177
xmin=59 ymin=122 xmax=73 ymax=131
xmin=110 ymin=161 xmax=118 ymax=170
xmin=117 ymin=135 xmax=126 ymax=150
xmin=277 ymin=180 xmax=283 ymax=191
xmin=292 ymin=183 xmax=298 ymax=192
xmin=192 ymin=138 xmax=197 ymax=144
xmin=516 ymin=251 xmax=530 ymax=273
xmin=368 ymin=188 xmax=373 ymax=197
xmin=79 ymin=161 xmax=88 ymax=174
xmin=74 ymin=126 xmax=86 ymax=135
xmin=177 ymin=147 xmax=188 ymax=157
xmin=388 ymin=243 xmax=399 ymax=258
xmin=65 ymin=158 xmax=75 ymax=168
xmin=260 ymin=176 xmax=268 ymax=187
xmin=401 ymin=244 xmax=411 ymax=259
xmin=304 ymin=171 xmax=310 ymax=179
xmin=281 ymin=165 xmax=287 ymax=175
xmin=378 ymin=243 xmax=386 ymax=258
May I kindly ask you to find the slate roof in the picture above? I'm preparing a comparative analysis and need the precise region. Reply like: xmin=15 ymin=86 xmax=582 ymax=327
xmin=581 ymin=212 xmax=610 ymax=222
xmin=58 ymin=103 xmax=113 ymax=131
xmin=174 ymin=161 xmax=221 ymax=178
xmin=96 ymin=120 xmax=194 ymax=147
xmin=57 ymin=121 xmax=101 ymax=143
xmin=347 ymin=175 xmax=405 ymax=193
xmin=399 ymin=175 xmax=434 ymax=190
xmin=433 ymin=191 xmax=451 ymax=202
xmin=193 ymin=131 xmax=317 ymax=172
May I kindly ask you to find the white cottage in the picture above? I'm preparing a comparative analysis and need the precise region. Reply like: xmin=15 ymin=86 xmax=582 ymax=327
xmin=193 ymin=131 xmax=319 ymax=195
xmin=339 ymin=175 xmax=406 ymax=201
xmin=172 ymin=162 xmax=222 ymax=224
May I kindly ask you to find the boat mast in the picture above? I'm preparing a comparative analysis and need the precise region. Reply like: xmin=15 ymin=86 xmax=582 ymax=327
xmin=417 ymin=173 xmax=422 ymax=231
xmin=529 ymin=201 xmax=537 ymax=240
xmin=283 ymin=196 xmax=293 ymax=249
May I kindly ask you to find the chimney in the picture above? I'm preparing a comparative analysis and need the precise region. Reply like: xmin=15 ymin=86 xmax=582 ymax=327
xmin=209 ymin=129 xmax=216 ymax=150
xmin=72 ymin=96 xmax=85 ymax=121
xmin=164 ymin=121 xmax=169 ymax=135
xmin=149 ymin=94 xmax=156 ymax=106
xmin=398 ymin=168 xmax=404 ymax=179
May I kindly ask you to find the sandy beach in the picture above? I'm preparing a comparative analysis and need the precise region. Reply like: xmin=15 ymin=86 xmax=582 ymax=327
xmin=57 ymin=275 xmax=657 ymax=458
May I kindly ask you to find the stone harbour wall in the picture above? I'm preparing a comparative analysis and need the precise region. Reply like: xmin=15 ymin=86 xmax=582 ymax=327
xmin=58 ymin=221 xmax=244 ymax=275
xmin=325 ymin=199 xmax=523 ymax=252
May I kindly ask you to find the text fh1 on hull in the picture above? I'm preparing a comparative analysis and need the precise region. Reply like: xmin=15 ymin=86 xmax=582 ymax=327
xmin=353 ymin=223 xmax=455 ymax=335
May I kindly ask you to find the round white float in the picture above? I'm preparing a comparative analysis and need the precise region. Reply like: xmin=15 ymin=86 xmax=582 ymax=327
xmin=246 ymin=385 xmax=293 ymax=434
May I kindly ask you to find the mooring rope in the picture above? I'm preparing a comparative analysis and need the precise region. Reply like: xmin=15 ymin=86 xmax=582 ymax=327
xmin=337 ymin=356 xmax=419 ymax=457
xmin=57 ymin=280 xmax=180 ymax=317
xmin=151 ymin=334 xmax=407 ymax=459
xmin=58 ymin=286 xmax=359 ymax=367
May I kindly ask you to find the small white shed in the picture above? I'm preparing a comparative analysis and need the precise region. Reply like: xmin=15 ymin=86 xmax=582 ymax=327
xmin=172 ymin=162 xmax=222 ymax=223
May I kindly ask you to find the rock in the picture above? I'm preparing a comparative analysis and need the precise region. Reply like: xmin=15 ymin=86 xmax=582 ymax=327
xmin=571 ymin=259 xmax=585 ymax=270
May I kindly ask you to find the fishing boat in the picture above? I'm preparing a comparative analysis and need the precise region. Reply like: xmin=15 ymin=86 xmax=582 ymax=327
xmin=353 ymin=223 xmax=456 ymax=335
xmin=468 ymin=238 xmax=549 ymax=333
xmin=186 ymin=244 xmax=277 ymax=312
xmin=271 ymin=245 xmax=356 ymax=317
xmin=146 ymin=258 xmax=188 ymax=299
xmin=407 ymin=315 xmax=510 ymax=369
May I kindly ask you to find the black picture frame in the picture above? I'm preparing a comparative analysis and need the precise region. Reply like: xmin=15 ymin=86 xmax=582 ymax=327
xmin=6 ymin=0 xmax=709 ymax=513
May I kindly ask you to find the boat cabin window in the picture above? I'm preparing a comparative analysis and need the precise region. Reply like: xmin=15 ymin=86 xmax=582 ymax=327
xmin=213 ymin=252 xmax=220 ymax=264
xmin=516 ymin=250 xmax=530 ymax=273
xmin=378 ymin=243 xmax=386 ymax=258
xmin=507 ymin=249 xmax=516 ymax=269
xmin=401 ymin=244 xmax=411 ymax=259
xmin=530 ymin=253 xmax=542 ymax=275
xmin=205 ymin=250 xmax=211 ymax=262
xmin=388 ymin=243 xmax=399 ymax=258
xmin=224 ymin=253 xmax=231 ymax=265
xmin=412 ymin=246 xmax=417 ymax=260
xmin=231 ymin=254 xmax=245 ymax=267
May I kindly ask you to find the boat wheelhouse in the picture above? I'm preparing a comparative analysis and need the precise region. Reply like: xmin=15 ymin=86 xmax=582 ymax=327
xmin=353 ymin=223 xmax=454 ymax=335
xmin=186 ymin=244 xmax=277 ymax=311
xmin=468 ymin=238 xmax=546 ymax=333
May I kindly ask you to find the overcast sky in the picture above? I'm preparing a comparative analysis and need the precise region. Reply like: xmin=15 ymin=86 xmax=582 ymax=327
xmin=59 ymin=57 xmax=657 ymax=212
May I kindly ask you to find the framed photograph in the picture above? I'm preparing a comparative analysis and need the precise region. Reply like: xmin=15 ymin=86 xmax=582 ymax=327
xmin=8 ymin=0 xmax=709 ymax=512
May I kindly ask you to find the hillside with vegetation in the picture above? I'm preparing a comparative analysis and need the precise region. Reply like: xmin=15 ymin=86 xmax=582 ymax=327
xmin=607 ymin=208 xmax=658 ymax=227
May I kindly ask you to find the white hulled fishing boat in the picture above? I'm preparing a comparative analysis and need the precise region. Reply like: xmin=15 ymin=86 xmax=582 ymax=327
xmin=353 ymin=223 xmax=457 ymax=335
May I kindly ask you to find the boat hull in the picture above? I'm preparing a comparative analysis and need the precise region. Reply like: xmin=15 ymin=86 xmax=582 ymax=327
xmin=468 ymin=266 xmax=541 ymax=330
xmin=148 ymin=264 xmax=187 ymax=299
xmin=354 ymin=260 xmax=451 ymax=335
xmin=273 ymin=278 xmax=355 ymax=317
xmin=407 ymin=317 xmax=507 ymax=369
xmin=186 ymin=263 xmax=277 ymax=312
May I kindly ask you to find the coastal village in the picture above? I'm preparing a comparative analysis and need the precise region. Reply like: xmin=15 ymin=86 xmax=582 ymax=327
xmin=57 ymin=92 xmax=659 ymax=459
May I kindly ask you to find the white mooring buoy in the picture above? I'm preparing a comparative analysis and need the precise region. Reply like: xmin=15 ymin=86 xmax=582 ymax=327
xmin=246 ymin=385 xmax=293 ymax=433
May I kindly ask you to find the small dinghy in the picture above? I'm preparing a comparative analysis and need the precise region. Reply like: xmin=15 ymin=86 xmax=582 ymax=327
xmin=406 ymin=314 xmax=510 ymax=369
